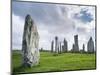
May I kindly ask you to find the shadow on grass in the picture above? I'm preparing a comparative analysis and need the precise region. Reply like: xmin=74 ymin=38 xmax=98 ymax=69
xmin=12 ymin=65 xmax=26 ymax=75
xmin=12 ymin=64 xmax=41 ymax=75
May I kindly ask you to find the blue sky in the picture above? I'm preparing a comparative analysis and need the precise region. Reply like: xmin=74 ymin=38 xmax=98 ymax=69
xmin=74 ymin=8 xmax=94 ymax=23
xmin=12 ymin=1 xmax=96 ymax=51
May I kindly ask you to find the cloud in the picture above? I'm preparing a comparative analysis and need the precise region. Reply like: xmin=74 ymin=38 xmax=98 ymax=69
xmin=12 ymin=1 xmax=96 ymax=51
xmin=67 ymin=6 xmax=95 ymax=50
xmin=74 ymin=8 xmax=94 ymax=23
xmin=12 ymin=14 xmax=24 ymax=50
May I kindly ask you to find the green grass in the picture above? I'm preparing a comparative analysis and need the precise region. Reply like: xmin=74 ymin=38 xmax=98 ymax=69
xmin=12 ymin=50 xmax=96 ymax=74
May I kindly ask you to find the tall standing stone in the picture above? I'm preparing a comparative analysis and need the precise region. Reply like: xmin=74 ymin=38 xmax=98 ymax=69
xmin=58 ymin=44 xmax=60 ymax=53
xmin=63 ymin=38 xmax=68 ymax=52
xmin=73 ymin=35 xmax=79 ymax=52
xmin=55 ymin=36 xmax=58 ymax=53
xmin=87 ymin=37 xmax=94 ymax=53
xmin=62 ymin=45 xmax=64 ymax=53
xmin=83 ymin=44 xmax=85 ymax=52
xmin=40 ymin=48 xmax=43 ymax=51
xmin=51 ymin=40 xmax=54 ymax=52
xmin=80 ymin=44 xmax=85 ymax=53
xmin=22 ymin=14 xmax=40 ymax=67
xmin=59 ymin=42 xmax=62 ymax=53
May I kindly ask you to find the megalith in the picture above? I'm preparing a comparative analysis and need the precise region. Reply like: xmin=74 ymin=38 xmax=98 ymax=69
xmin=87 ymin=37 xmax=94 ymax=53
xmin=74 ymin=35 xmax=79 ymax=52
xmin=63 ymin=38 xmax=68 ymax=52
xmin=55 ymin=36 xmax=58 ymax=53
xmin=22 ymin=14 xmax=40 ymax=67
xmin=51 ymin=40 xmax=54 ymax=52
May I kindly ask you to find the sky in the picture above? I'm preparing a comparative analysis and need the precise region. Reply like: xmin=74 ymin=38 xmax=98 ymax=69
xmin=12 ymin=1 xmax=96 ymax=51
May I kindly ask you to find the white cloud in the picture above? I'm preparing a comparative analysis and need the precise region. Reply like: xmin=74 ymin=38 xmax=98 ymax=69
xmin=12 ymin=2 xmax=95 ymax=51
xmin=12 ymin=13 xmax=24 ymax=50
xmin=66 ymin=5 xmax=95 ymax=50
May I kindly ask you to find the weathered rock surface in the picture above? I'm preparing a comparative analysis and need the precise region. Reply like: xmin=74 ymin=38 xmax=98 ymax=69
xmin=22 ymin=14 xmax=40 ymax=67
xmin=87 ymin=37 xmax=94 ymax=53
xmin=73 ymin=35 xmax=79 ymax=52
xmin=55 ymin=36 xmax=58 ymax=53
xmin=83 ymin=44 xmax=85 ymax=51
xmin=59 ymin=42 xmax=62 ymax=53
xmin=51 ymin=40 xmax=54 ymax=52
xmin=72 ymin=44 xmax=75 ymax=51
xmin=63 ymin=38 xmax=68 ymax=52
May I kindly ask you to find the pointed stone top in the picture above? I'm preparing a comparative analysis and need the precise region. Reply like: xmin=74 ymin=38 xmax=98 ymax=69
xmin=25 ymin=14 xmax=31 ymax=19
xmin=90 ymin=37 xmax=93 ymax=41
xmin=52 ymin=40 xmax=54 ymax=42
xmin=55 ymin=36 xmax=58 ymax=40
xmin=74 ymin=34 xmax=78 ymax=37
xmin=25 ymin=14 xmax=34 ymax=24
xmin=64 ymin=38 xmax=67 ymax=42
xmin=88 ymin=37 xmax=94 ymax=43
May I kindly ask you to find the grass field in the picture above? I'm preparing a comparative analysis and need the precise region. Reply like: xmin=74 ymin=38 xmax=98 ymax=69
xmin=12 ymin=50 xmax=96 ymax=74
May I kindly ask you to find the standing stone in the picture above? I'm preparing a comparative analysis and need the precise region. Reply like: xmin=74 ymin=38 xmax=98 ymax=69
xmin=51 ymin=40 xmax=54 ymax=52
xmin=83 ymin=44 xmax=85 ymax=52
xmin=63 ymin=38 xmax=68 ymax=52
xmin=55 ymin=36 xmax=58 ymax=53
xmin=22 ymin=14 xmax=40 ymax=67
xmin=72 ymin=44 xmax=75 ymax=52
xmin=80 ymin=44 xmax=85 ymax=53
xmin=58 ymin=44 xmax=60 ymax=53
xmin=59 ymin=42 xmax=62 ymax=53
xmin=62 ymin=45 xmax=64 ymax=52
xmin=40 ymin=48 xmax=43 ymax=51
xmin=87 ymin=37 xmax=94 ymax=53
xmin=73 ymin=35 xmax=79 ymax=52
